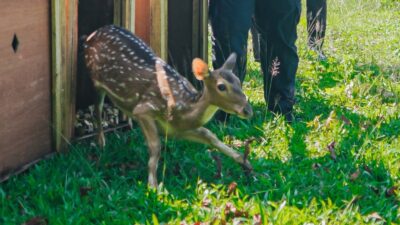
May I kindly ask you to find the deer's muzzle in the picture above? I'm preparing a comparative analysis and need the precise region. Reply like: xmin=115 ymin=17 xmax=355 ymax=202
xmin=238 ymin=102 xmax=253 ymax=119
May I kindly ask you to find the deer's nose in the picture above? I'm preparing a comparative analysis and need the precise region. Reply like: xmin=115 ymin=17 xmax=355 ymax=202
xmin=242 ymin=103 xmax=253 ymax=119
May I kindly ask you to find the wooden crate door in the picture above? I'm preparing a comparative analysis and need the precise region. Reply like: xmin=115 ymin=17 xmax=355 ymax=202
xmin=0 ymin=0 xmax=51 ymax=178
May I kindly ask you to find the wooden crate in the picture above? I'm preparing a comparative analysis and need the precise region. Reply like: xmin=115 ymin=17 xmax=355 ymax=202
xmin=0 ymin=0 xmax=52 ymax=180
xmin=0 ymin=0 xmax=207 ymax=181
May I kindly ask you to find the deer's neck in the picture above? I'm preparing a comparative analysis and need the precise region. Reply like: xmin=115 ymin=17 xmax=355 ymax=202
xmin=184 ymin=86 xmax=218 ymax=126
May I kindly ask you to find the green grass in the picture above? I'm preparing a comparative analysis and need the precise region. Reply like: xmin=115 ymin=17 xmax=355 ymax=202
xmin=1 ymin=0 xmax=399 ymax=224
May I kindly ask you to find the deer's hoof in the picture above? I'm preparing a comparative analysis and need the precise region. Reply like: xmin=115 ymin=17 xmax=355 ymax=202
xmin=148 ymin=176 xmax=158 ymax=189
xmin=242 ymin=160 xmax=253 ymax=172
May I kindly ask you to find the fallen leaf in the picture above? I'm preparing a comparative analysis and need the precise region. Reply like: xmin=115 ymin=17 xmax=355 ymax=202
xmin=234 ymin=210 xmax=249 ymax=218
xmin=201 ymin=198 xmax=211 ymax=208
xmin=325 ymin=111 xmax=337 ymax=128
xmin=340 ymin=115 xmax=351 ymax=125
xmin=243 ymin=137 xmax=256 ymax=162
xmin=385 ymin=186 xmax=398 ymax=197
xmin=220 ymin=219 xmax=227 ymax=225
xmin=253 ymin=214 xmax=262 ymax=225
xmin=361 ymin=121 xmax=371 ymax=130
xmin=367 ymin=212 xmax=384 ymax=221
xmin=22 ymin=217 xmax=48 ymax=225
xmin=323 ymin=167 xmax=331 ymax=174
xmin=224 ymin=202 xmax=237 ymax=218
xmin=350 ymin=169 xmax=361 ymax=181
xmin=242 ymin=138 xmax=256 ymax=175
xmin=231 ymin=139 xmax=243 ymax=148
xmin=227 ymin=182 xmax=238 ymax=195
xmin=312 ymin=163 xmax=321 ymax=170
xmin=363 ymin=165 xmax=372 ymax=174
xmin=211 ymin=152 xmax=222 ymax=179
xmin=80 ymin=186 xmax=92 ymax=197
xmin=327 ymin=141 xmax=337 ymax=160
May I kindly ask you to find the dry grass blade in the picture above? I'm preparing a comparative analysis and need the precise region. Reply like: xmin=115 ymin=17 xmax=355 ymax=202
xmin=22 ymin=217 xmax=48 ymax=225
xmin=327 ymin=141 xmax=337 ymax=160
xmin=242 ymin=137 xmax=256 ymax=175
xmin=385 ymin=186 xmax=397 ymax=197
xmin=367 ymin=212 xmax=384 ymax=221
xmin=79 ymin=186 xmax=93 ymax=197
xmin=340 ymin=115 xmax=351 ymax=125
xmin=211 ymin=152 xmax=222 ymax=179
xmin=349 ymin=169 xmax=360 ymax=182
xmin=243 ymin=137 xmax=256 ymax=162
xmin=227 ymin=182 xmax=237 ymax=195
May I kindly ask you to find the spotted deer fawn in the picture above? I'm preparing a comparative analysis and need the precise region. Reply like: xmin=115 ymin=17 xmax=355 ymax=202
xmin=83 ymin=25 xmax=253 ymax=187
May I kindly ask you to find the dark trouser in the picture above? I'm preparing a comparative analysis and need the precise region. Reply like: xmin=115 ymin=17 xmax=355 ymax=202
xmin=209 ymin=0 xmax=300 ymax=119
xmin=209 ymin=0 xmax=254 ymax=83
xmin=255 ymin=0 xmax=301 ymax=115
xmin=209 ymin=0 xmax=254 ymax=121
xmin=307 ymin=0 xmax=327 ymax=50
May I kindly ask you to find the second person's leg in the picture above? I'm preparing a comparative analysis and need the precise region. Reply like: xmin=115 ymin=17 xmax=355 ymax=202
xmin=255 ymin=0 xmax=301 ymax=121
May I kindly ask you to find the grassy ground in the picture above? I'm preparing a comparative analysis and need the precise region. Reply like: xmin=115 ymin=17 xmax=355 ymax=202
xmin=1 ymin=0 xmax=399 ymax=224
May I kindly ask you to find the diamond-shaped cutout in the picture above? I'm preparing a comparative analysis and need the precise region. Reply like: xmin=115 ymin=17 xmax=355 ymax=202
xmin=11 ymin=34 xmax=19 ymax=53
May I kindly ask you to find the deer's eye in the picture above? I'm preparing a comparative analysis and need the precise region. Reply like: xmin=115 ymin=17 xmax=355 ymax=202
xmin=217 ymin=83 xmax=227 ymax=91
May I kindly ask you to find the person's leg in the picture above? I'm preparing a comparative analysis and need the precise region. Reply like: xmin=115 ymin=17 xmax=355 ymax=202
xmin=307 ymin=0 xmax=327 ymax=51
xmin=255 ymin=0 xmax=301 ymax=121
xmin=209 ymin=0 xmax=254 ymax=121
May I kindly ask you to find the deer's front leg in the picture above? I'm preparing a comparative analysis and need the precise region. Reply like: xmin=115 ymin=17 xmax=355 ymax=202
xmin=137 ymin=116 xmax=160 ymax=188
xmin=180 ymin=127 xmax=252 ymax=170
xmin=95 ymin=91 xmax=106 ymax=148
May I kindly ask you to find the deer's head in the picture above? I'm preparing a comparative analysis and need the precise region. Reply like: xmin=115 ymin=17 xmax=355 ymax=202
xmin=192 ymin=53 xmax=253 ymax=119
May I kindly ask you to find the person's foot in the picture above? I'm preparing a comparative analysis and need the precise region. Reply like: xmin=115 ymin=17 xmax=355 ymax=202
xmin=284 ymin=111 xmax=295 ymax=123
xmin=317 ymin=51 xmax=327 ymax=61
xmin=310 ymin=46 xmax=327 ymax=61
xmin=268 ymin=99 xmax=295 ymax=123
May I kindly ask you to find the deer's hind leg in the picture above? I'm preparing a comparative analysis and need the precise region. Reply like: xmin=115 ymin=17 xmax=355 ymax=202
xmin=95 ymin=90 xmax=106 ymax=148
xmin=179 ymin=127 xmax=252 ymax=170
xmin=137 ymin=116 xmax=161 ymax=188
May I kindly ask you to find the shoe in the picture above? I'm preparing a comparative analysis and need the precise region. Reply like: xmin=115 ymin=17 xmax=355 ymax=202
xmin=268 ymin=102 xmax=295 ymax=123
xmin=284 ymin=112 xmax=295 ymax=123
xmin=317 ymin=51 xmax=327 ymax=61
xmin=310 ymin=46 xmax=327 ymax=61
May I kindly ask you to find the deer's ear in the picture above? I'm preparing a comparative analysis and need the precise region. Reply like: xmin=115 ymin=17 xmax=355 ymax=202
xmin=222 ymin=53 xmax=237 ymax=71
xmin=192 ymin=58 xmax=209 ymax=80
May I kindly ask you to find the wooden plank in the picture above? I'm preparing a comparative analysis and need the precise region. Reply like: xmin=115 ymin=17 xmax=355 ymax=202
xmin=200 ymin=0 xmax=208 ymax=63
xmin=135 ymin=0 xmax=151 ymax=44
xmin=122 ymin=0 xmax=135 ymax=32
xmin=114 ymin=0 xmax=122 ymax=26
xmin=192 ymin=0 xmax=200 ymax=59
xmin=150 ymin=0 xmax=168 ymax=60
xmin=0 ymin=0 xmax=52 ymax=178
xmin=51 ymin=0 xmax=78 ymax=152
